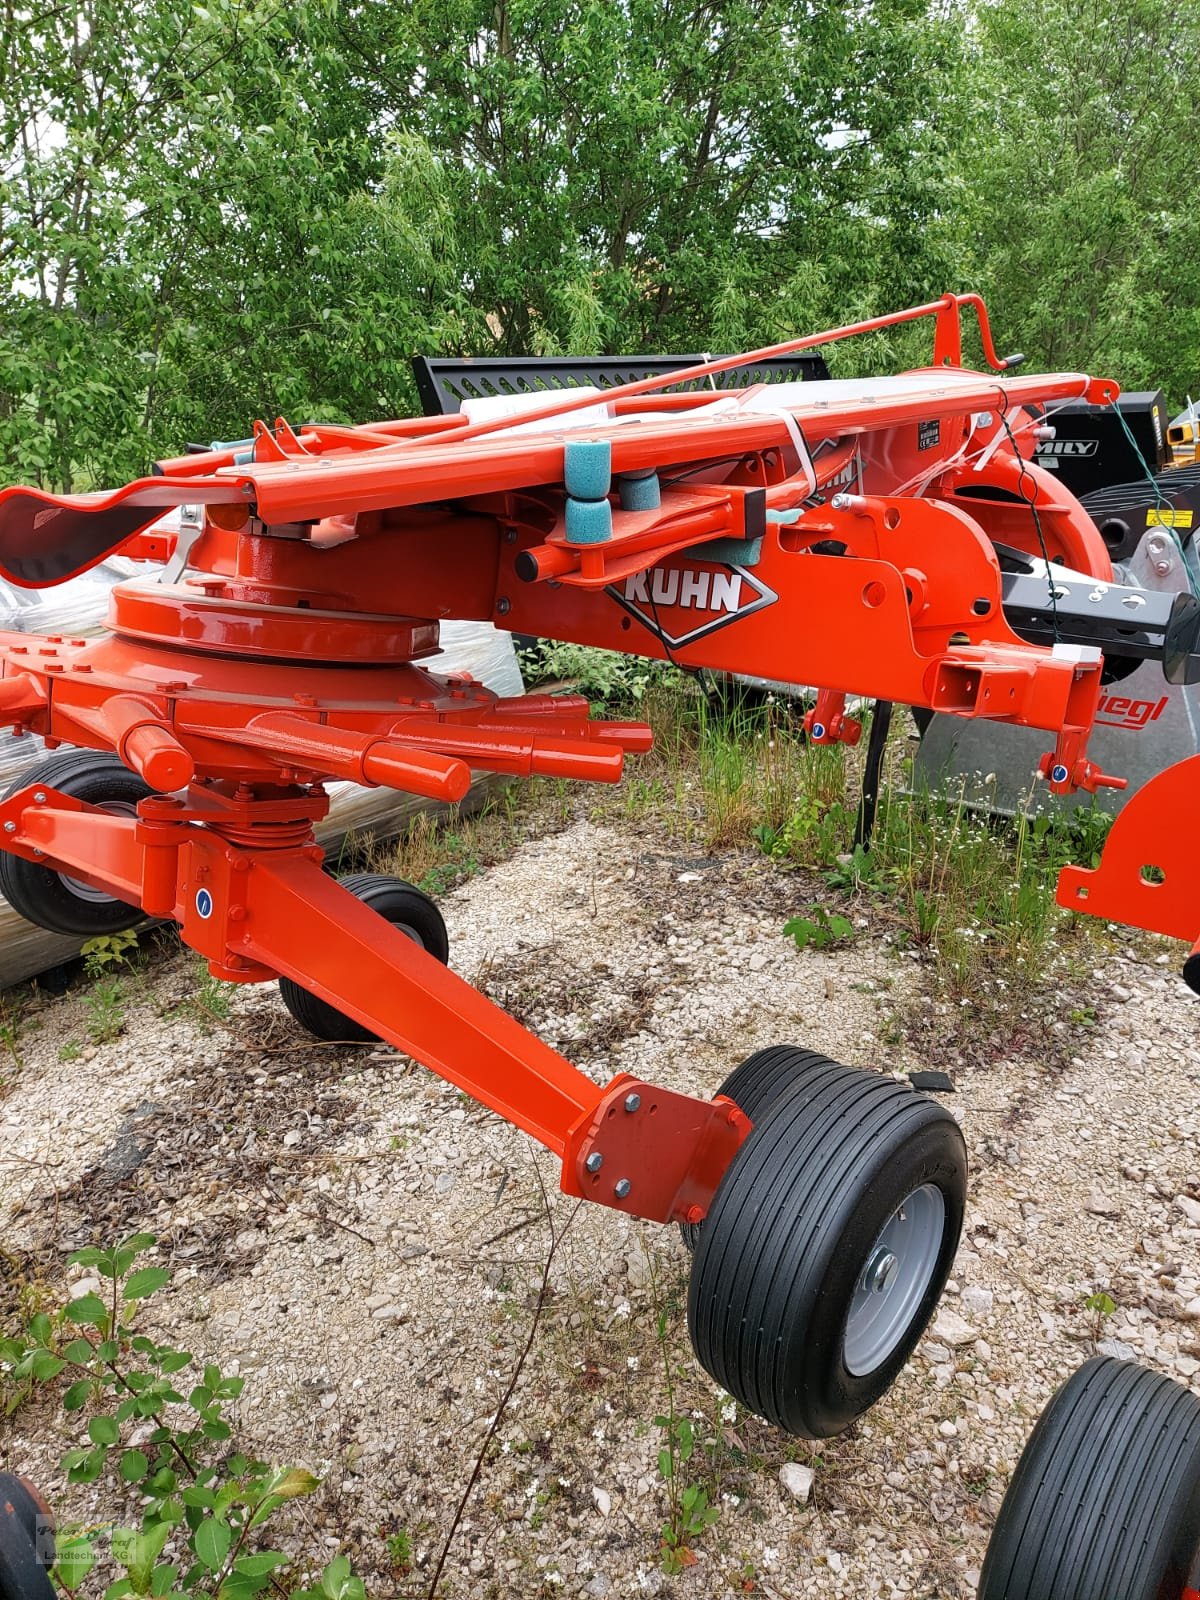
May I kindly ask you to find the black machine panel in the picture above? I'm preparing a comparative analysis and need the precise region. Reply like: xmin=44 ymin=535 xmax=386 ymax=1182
xmin=411 ymin=353 xmax=832 ymax=418
xmin=1034 ymin=391 xmax=1168 ymax=497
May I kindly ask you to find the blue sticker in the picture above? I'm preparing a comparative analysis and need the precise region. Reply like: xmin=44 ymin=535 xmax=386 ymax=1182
xmin=812 ymin=723 xmax=826 ymax=740
xmin=195 ymin=887 xmax=213 ymax=920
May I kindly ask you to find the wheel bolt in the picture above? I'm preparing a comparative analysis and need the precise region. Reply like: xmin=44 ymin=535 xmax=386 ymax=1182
xmin=585 ymin=1152 xmax=603 ymax=1174
xmin=623 ymin=1092 xmax=641 ymax=1113
xmin=864 ymin=1247 xmax=898 ymax=1294
xmin=614 ymin=1178 xmax=632 ymax=1199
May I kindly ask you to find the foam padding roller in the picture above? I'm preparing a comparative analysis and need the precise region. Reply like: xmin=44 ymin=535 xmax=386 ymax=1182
xmin=564 ymin=496 xmax=613 ymax=544
xmin=563 ymin=439 xmax=612 ymax=501
xmin=616 ymin=471 xmax=661 ymax=511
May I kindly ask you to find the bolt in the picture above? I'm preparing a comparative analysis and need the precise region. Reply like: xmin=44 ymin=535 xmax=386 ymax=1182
xmin=585 ymin=1151 xmax=603 ymax=1174
xmin=863 ymin=1247 xmax=898 ymax=1295
xmin=614 ymin=1178 xmax=632 ymax=1199
xmin=623 ymin=1092 xmax=641 ymax=1113
xmin=3 ymin=821 xmax=14 ymax=833
xmin=830 ymin=492 xmax=850 ymax=509
xmin=33 ymin=791 xmax=45 ymax=803
xmin=496 ymin=597 xmax=511 ymax=616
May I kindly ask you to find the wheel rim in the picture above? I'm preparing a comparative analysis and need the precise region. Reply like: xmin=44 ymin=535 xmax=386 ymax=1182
xmin=843 ymin=1183 xmax=946 ymax=1376
xmin=58 ymin=801 xmax=139 ymax=903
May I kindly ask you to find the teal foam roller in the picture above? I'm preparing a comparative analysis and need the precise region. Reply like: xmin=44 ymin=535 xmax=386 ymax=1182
xmin=564 ymin=439 xmax=612 ymax=501
xmin=617 ymin=471 xmax=661 ymax=511
xmin=565 ymin=496 xmax=613 ymax=544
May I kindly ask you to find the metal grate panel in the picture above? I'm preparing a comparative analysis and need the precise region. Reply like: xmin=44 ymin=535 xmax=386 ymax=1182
xmin=411 ymin=353 xmax=832 ymax=417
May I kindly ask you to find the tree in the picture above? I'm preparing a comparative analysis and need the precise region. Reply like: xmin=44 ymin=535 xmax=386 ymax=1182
xmin=338 ymin=0 xmax=970 ymax=360
xmin=958 ymin=0 xmax=1200 ymax=403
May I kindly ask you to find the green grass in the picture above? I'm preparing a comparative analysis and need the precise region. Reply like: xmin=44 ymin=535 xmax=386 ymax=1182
xmin=598 ymin=678 xmax=1117 ymax=1052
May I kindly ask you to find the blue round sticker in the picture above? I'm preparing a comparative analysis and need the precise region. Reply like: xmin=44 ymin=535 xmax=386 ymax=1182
xmin=195 ymin=888 xmax=213 ymax=920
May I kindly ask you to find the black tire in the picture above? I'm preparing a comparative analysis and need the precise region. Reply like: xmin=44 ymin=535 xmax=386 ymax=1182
xmin=0 ymin=1474 xmax=55 ymax=1600
xmin=278 ymin=873 xmax=448 ymax=1042
xmin=0 ymin=751 xmax=150 ymax=936
xmin=680 ymin=1045 xmax=831 ymax=1250
xmin=979 ymin=1357 xmax=1200 ymax=1600
xmin=687 ymin=1056 xmax=966 ymax=1438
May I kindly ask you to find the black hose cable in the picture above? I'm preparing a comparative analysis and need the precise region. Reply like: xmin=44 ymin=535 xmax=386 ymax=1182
xmin=854 ymin=699 xmax=893 ymax=850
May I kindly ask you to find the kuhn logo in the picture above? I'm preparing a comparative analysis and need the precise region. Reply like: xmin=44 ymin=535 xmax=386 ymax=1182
xmin=1095 ymin=693 xmax=1169 ymax=730
xmin=1037 ymin=440 xmax=1099 ymax=456
xmin=609 ymin=561 xmax=778 ymax=649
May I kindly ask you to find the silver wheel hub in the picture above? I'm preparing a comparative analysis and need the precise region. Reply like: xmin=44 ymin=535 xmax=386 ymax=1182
xmin=843 ymin=1183 xmax=946 ymax=1377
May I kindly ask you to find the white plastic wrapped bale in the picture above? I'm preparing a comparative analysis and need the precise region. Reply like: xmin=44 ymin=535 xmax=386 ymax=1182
xmin=0 ymin=571 xmax=525 ymax=989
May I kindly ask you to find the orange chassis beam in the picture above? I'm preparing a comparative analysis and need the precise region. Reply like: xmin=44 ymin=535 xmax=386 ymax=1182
xmin=0 ymin=291 xmax=1190 ymax=1217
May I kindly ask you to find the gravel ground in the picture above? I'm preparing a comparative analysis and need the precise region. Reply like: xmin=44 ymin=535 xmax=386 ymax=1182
xmin=2 ymin=814 xmax=1199 ymax=1599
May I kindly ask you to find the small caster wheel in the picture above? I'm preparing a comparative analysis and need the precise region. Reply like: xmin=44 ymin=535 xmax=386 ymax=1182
xmin=679 ymin=1044 xmax=831 ymax=1250
xmin=979 ymin=1356 xmax=1200 ymax=1600
xmin=0 ymin=750 xmax=150 ymax=936
xmin=278 ymin=872 xmax=448 ymax=1042
xmin=687 ymin=1054 xmax=965 ymax=1437
xmin=0 ymin=1474 xmax=55 ymax=1600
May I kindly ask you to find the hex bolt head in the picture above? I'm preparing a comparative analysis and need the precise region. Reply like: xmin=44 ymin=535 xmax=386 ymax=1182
xmin=585 ymin=1151 xmax=604 ymax=1174
xmin=32 ymin=791 xmax=45 ymax=803
xmin=3 ymin=821 xmax=14 ymax=833
xmin=623 ymin=1092 xmax=641 ymax=1113
xmin=614 ymin=1178 xmax=632 ymax=1199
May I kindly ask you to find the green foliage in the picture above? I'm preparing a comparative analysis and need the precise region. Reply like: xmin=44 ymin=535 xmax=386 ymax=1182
xmin=517 ymin=640 xmax=683 ymax=711
xmin=383 ymin=1529 xmax=413 ymax=1573
xmin=0 ymin=0 xmax=974 ymax=493
xmin=82 ymin=930 xmax=140 ymax=979
xmin=783 ymin=906 xmax=857 ymax=952
xmin=85 ymin=978 xmax=126 ymax=1044
xmin=0 ymin=1235 xmax=363 ymax=1600
xmin=4 ymin=0 xmax=1196 ymax=489
xmin=653 ymin=1403 xmax=720 ymax=1573
xmin=647 ymin=1287 xmax=721 ymax=1574
xmin=961 ymin=0 xmax=1200 ymax=405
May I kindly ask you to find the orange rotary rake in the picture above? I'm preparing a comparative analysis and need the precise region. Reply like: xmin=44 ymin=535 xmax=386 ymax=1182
xmin=0 ymin=292 xmax=1196 ymax=1440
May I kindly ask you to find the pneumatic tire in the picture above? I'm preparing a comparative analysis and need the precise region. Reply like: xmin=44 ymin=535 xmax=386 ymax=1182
xmin=679 ymin=1044 xmax=832 ymax=1250
xmin=979 ymin=1356 xmax=1200 ymax=1600
xmin=687 ymin=1056 xmax=966 ymax=1438
xmin=278 ymin=872 xmax=448 ymax=1042
xmin=0 ymin=1474 xmax=55 ymax=1600
xmin=0 ymin=751 xmax=151 ymax=936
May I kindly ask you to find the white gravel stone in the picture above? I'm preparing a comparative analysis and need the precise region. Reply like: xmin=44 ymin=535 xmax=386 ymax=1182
xmin=931 ymin=1309 xmax=978 ymax=1347
xmin=779 ymin=1462 xmax=814 ymax=1504
xmin=958 ymin=1287 xmax=994 ymax=1318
